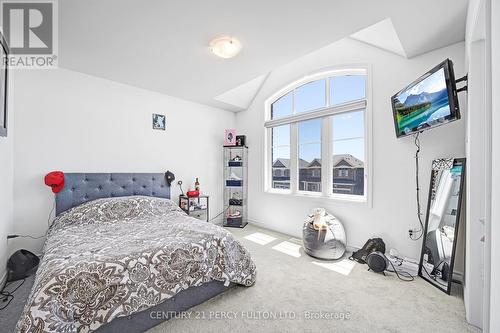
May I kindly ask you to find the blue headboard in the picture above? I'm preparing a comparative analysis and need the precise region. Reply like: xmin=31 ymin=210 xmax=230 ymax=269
xmin=55 ymin=173 xmax=171 ymax=215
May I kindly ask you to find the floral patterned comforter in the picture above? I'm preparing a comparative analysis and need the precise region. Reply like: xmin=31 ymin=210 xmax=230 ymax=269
xmin=16 ymin=196 xmax=256 ymax=333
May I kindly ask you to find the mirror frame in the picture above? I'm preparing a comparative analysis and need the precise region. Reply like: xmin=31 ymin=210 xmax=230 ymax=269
xmin=0 ymin=31 xmax=9 ymax=138
xmin=418 ymin=158 xmax=466 ymax=294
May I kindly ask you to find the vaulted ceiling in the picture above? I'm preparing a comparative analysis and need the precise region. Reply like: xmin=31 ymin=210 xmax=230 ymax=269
xmin=58 ymin=0 xmax=468 ymax=111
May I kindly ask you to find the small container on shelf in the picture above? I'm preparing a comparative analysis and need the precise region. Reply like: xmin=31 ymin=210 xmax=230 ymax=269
xmin=226 ymin=217 xmax=243 ymax=226
xmin=229 ymin=198 xmax=243 ymax=206
xmin=226 ymin=179 xmax=242 ymax=187
xmin=228 ymin=154 xmax=243 ymax=167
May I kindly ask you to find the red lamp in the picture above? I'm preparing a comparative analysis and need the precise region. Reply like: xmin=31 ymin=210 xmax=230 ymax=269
xmin=44 ymin=171 xmax=65 ymax=193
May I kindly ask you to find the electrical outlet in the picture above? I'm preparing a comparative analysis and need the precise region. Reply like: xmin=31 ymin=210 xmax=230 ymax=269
xmin=408 ymin=228 xmax=419 ymax=239
xmin=408 ymin=228 xmax=421 ymax=240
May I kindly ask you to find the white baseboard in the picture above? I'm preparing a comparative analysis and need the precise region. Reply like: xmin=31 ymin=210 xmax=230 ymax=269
xmin=247 ymin=218 xmax=271 ymax=230
xmin=247 ymin=219 xmax=466 ymax=284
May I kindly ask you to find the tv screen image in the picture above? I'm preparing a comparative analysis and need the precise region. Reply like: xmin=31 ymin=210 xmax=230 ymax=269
xmin=391 ymin=59 xmax=460 ymax=138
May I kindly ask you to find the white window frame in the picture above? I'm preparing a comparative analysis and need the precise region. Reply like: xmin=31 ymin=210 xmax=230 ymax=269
xmin=264 ymin=66 xmax=373 ymax=205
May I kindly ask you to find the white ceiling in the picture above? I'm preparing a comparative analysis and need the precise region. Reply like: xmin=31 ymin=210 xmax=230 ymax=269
xmin=350 ymin=18 xmax=407 ymax=58
xmin=213 ymin=73 xmax=269 ymax=110
xmin=58 ymin=0 xmax=468 ymax=111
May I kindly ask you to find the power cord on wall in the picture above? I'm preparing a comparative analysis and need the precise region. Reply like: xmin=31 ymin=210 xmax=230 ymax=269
xmin=7 ymin=234 xmax=45 ymax=240
xmin=7 ymin=202 xmax=52 ymax=241
xmin=47 ymin=200 xmax=55 ymax=227
xmin=409 ymin=132 xmax=424 ymax=241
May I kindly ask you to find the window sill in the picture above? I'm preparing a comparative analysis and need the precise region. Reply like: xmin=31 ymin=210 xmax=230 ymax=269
xmin=265 ymin=189 xmax=367 ymax=204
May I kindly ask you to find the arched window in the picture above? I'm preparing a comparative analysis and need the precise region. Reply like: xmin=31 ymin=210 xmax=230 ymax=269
xmin=265 ymin=68 xmax=370 ymax=202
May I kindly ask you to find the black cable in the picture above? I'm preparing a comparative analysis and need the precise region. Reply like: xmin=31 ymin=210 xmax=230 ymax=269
xmin=7 ymin=234 xmax=46 ymax=240
xmin=208 ymin=206 xmax=230 ymax=223
xmin=8 ymin=202 xmax=53 ymax=240
xmin=421 ymin=263 xmax=448 ymax=287
xmin=386 ymin=257 xmax=414 ymax=282
xmin=48 ymin=200 xmax=55 ymax=227
xmin=0 ymin=279 xmax=25 ymax=311
xmin=177 ymin=181 xmax=184 ymax=196
xmin=410 ymin=132 xmax=424 ymax=240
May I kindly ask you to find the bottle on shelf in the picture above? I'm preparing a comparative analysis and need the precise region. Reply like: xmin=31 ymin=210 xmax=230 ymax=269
xmin=195 ymin=178 xmax=200 ymax=191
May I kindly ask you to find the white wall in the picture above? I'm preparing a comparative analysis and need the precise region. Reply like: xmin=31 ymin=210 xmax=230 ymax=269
xmin=488 ymin=0 xmax=500 ymax=330
xmin=0 ymin=71 xmax=14 ymax=282
xmin=464 ymin=39 xmax=486 ymax=329
xmin=236 ymin=38 xmax=466 ymax=260
xmin=11 ymin=68 xmax=235 ymax=254
xmin=464 ymin=0 xmax=487 ymax=328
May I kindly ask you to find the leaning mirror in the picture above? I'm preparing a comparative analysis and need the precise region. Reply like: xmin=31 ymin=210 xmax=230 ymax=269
xmin=418 ymin=158 xmax=465 ymax=294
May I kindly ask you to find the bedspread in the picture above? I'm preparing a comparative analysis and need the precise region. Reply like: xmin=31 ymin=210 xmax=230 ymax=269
xmin=16 ymin=196 xmax=256 ymax=333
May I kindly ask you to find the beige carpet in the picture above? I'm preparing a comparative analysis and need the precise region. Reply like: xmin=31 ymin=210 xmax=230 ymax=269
xmin=147 ymin=224 xmax=480 ymax=333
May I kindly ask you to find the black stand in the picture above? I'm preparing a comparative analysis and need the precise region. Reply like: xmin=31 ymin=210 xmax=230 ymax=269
xmin=456 ymin=74 xmax=468 ymax=93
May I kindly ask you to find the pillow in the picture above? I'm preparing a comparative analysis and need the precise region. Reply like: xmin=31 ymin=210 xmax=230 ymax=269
xmin=51 ymin=196 xmax=182 ymax=230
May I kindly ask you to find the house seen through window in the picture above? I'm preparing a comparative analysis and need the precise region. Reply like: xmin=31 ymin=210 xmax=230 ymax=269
xmin=267 ymin=70 xmax=368 ymax=200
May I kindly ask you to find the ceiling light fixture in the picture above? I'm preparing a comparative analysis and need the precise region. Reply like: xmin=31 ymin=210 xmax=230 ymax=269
xmin=209 ymin=36 xmax=242 ymax=59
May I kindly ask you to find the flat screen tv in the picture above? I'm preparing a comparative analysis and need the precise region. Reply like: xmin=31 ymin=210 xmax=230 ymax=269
xmin=391 ymin=59 xmax=460 ymax=138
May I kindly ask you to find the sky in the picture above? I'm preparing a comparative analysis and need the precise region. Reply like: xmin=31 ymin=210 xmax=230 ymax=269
xmin=272 ymin=75 xmax=365 ymax=163
xmin=396 ymin=68 xmax=447 ymax=104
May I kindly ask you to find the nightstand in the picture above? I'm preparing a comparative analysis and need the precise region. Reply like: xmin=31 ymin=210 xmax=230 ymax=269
xmin=179 ymin=195 xmax=209 ymax=222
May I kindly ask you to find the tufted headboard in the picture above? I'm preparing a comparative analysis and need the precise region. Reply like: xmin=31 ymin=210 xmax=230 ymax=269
xmin=55 ymin=173 xmax=171 ymax=216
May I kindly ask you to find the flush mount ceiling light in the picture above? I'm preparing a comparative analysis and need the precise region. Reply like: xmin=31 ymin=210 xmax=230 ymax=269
xmin=209 ymin=36 xmax=242 ymax=59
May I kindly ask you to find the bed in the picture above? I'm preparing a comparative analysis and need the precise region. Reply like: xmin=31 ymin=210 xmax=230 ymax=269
xmin=16 ymin=173 xmax=257 ymax=333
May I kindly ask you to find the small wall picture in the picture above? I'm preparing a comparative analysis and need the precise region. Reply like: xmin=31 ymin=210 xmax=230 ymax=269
xmin=224 ymin=129 xmax=236 ymax=146
xmin=152 ymin=114 xmax=166 ymax=130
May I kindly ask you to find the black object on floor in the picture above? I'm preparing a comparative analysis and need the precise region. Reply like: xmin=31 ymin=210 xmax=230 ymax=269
xmin=7 ymin=249 xmax=40 ymax=282
xmin=350 ymin=238 xmax=386 ymax=264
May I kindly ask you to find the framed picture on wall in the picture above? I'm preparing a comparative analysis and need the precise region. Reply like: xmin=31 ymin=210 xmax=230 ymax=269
xmin=0 ymin=32 xmax=9 ymax=137
xmin=152 ymin=114 xmax=166 ymax=130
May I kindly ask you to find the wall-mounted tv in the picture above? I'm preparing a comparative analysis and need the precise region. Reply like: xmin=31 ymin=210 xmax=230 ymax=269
xmin=391 ymin=59 xmax=460 ymax=138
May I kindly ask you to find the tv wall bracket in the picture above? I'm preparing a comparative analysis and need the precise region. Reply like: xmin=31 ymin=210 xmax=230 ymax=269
xmin=455 ymin=74 xmax=468 ymax=93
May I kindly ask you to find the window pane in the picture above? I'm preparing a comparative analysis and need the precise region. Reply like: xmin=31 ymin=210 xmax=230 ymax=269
xmin=272 ymin=125 xmax=290 ymax=189
xmin=333 ymin=138 xmax=364 ymax=162
xmin=271 ymin=92 xmax=293 ymax=119
xmin=332 ymin=111 xmax=364 ymax=196
xmin=332 ymin=111 xmax=364 ymax=140
xmin=298 ymin=118 xmax=321 ymax=143
xmin=272 ymin=124 xmax=290 ymax=147
xmin=330 ymin=75 xmax=365 ymax=105
xmin=295 ymin=79 xmax=326 ymax=113
xmin=298 ymin=119 xmax=321 ymax=192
